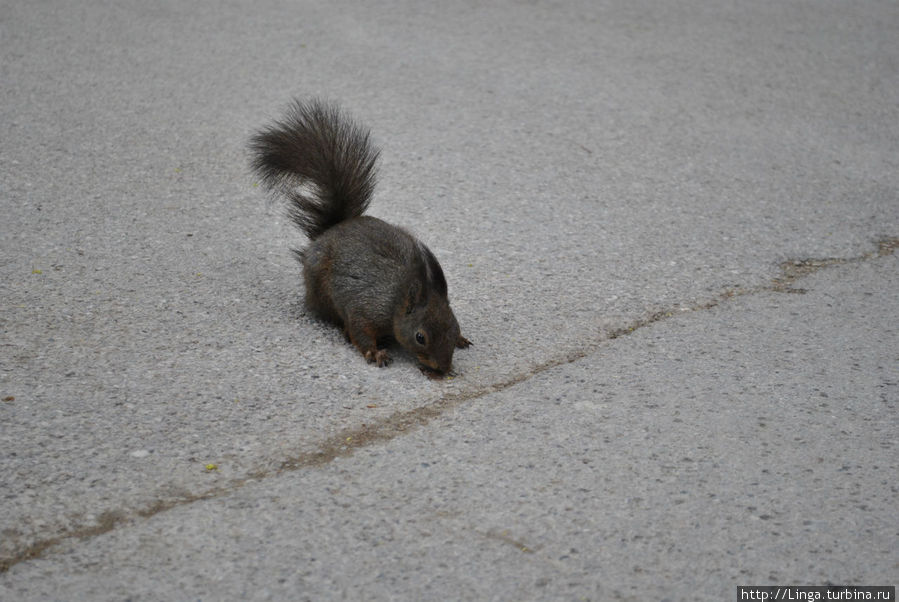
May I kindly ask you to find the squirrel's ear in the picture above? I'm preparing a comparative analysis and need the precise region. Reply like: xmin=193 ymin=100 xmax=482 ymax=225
xmin=405 ymin=280 xmax=426 ymax=314
xmin=417 ymin=243 xmax=448 ymax=298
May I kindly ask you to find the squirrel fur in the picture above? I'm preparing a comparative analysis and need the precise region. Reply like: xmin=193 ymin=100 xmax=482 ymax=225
xmin=250 ymin=99 xmax=470 ymax=374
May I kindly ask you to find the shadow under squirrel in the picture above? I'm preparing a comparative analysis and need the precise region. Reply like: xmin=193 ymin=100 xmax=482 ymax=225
xmin=250 ymin=99 xmax=470 ymax=376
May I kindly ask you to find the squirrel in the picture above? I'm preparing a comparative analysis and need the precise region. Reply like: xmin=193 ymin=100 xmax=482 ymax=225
xmin=250 ymin=99 xmax=470 ymax=375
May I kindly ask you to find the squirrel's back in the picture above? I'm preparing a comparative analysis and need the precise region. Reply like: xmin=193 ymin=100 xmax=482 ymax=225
xmin=249 ymin=99 xmax=380 ymax=240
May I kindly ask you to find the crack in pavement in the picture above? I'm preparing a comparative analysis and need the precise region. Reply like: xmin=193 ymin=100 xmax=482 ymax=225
xmin=2 ymin=237 xmax=896 ymax=573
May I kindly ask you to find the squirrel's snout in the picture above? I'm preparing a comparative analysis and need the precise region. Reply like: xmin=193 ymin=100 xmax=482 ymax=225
xmin=418 ymin=352 xmax=453 ymax=375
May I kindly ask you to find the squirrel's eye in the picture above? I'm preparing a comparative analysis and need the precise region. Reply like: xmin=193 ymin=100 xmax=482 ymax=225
xmin=415 ymin=332 xmax=426 ymax=346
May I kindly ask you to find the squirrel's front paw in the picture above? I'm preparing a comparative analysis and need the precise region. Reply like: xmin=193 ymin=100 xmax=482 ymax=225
xmin=364 ymin=349 xmax=391 ymax=367
xmin=456 ymin=335 xmax=472 ymax=349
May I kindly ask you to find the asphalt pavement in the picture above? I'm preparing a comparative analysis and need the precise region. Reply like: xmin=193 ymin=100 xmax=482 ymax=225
xmin=1 ymin=0 xmax=897 ymax=600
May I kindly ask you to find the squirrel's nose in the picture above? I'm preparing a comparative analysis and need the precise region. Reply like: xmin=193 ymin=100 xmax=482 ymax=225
xmin=435 ymin=353 xmax=454 ymax=375
xmin=419 ymin=352 xmax=453 ymax=374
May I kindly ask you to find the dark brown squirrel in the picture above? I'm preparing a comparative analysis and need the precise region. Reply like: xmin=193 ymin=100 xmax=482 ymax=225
xmin=250 ymin=99 xmax=470 ymax=375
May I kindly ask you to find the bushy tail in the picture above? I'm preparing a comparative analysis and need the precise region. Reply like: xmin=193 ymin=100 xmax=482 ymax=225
xmin=250 ymin=99 xmax=380 ymax=240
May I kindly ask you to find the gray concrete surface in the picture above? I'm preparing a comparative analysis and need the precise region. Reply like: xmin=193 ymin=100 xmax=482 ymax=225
xmin=1 ymin=0 xmax=897 ymax=599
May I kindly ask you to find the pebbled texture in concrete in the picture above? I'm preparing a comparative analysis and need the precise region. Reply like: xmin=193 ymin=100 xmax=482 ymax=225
xmin=1 ymin=0 xmax=897 ymax=598
xmin=2 ymin=241 xmax=896 ymax=600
